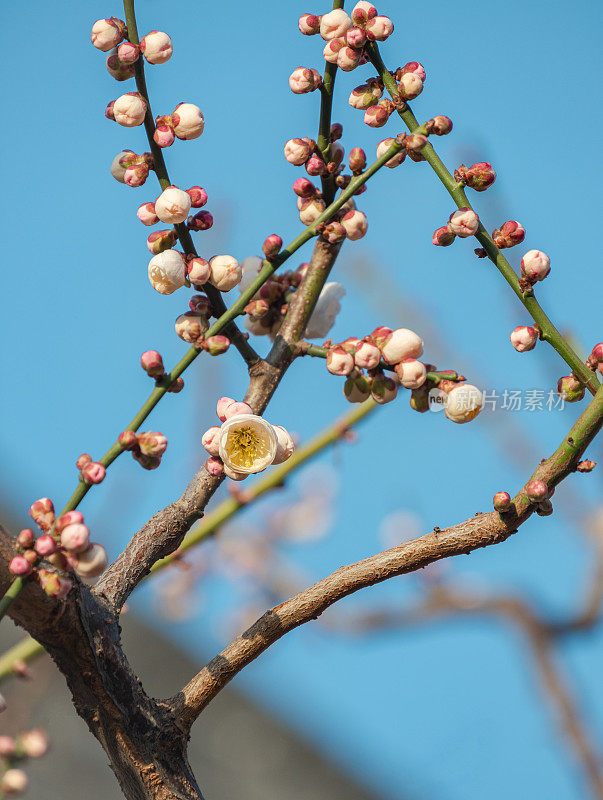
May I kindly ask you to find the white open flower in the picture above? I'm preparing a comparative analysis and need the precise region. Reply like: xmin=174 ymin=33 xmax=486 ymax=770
xmin=148 ymin=249 xmax=186 ymax=294
xmin=444 ymin=384 xmax=483 ymax=423
xmin=305 ymin=282 xmax=346 ymax=339
xmin=219 ymin=414 xmax=277 ymax=475
xmin=155 ymin=186 xmax=191 ymax=224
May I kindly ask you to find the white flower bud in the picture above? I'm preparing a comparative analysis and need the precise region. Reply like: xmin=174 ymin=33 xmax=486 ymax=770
xmin=112 ymin=92 xmax=147 ymax=127
xmin=91 ymin=18 xmax=125 ymax=51
xmin=398 ymin=72 xmax=423 ymax=100
xmin=154 ymin=186 xmax=191 ymax=224
xmin=327 ymin=346 xmax=355 ymax=376
xmin=140 ymin=30 xmax=173 ymax=65
xmin=219 ymin=414 xmax=277 ymax=474
xmin=341 ymin=209 xmax=368 ymax=240
xmin=305 ymin=282 xmax=346 ymax=339
xmin=272 ymin=425 xmax=295 ymax=465
xmin=381 ymin=328 xmax=424 ymax=365
xmin=377 ymin=138 xmax=405 ymax=168
xmin=394 ymin=358 xmax=427 ymax=389
xmin=343 ymin=370 xmax=371 ymax=403
xmin=320 ymin=9 xmax=352 ymax=40
xmin=209 ymin=255 xmax=242 ymax=292
xmin=510 ymin=325 xmax=539 ymax=352
xmin=299 ymin=198 xmax=326 ymax=226
xmin=148 ymin=250 xmax=186 ymax=294
xmin=447 ymin=207 xmax=479 ymax=238
xmin=171 ymin=103 xmax=205 ymax=140
xmin=366 ymin=15 xmax=394 ymax=42
xmin=520 ymin=250 xmax=550 ymax=282
xmin=72 ymin=544 xmax=108 ymax=578
xmin=444 ymin=384 xmax=483 ymax=424
xmin=354 ymin=341 xmax=381 ymax=369
xmin=202 ymin=426 xmax=221 ymax=457
xmin=284 ymin=138 xmax=312 ymax=166
xmin=1 ymin=769 xmax=28 ymax=795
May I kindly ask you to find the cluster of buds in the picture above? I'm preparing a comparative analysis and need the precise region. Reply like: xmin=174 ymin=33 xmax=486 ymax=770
xmin=173 ymin=291 xmax=230 ymax=353
xmin=140 ymin=350 xmax=184 ymax=392
xmin=520 ymin=249 xmax=551 ymax=288
xmin=202 ymin=398 xmax=295 ymax=481
xmin=110 ymin=149 xmax=154 ymax=187
xmin=586 ymin=343 xmax=603 ymax=375
xmin=491 ymin=220 xmax=525 ymax=249
xmin=283 ymin=123 xmax=347 ymax=184
xmin=118 ymin=429 xmax=168 ymax=470
xmin=557 ymin=374 xmax=585 ymax=403
xmin=9 ymin=499 xmax=108 ymax=590
xmin=152 ymin=102 xmax=205 ymax=148
xmin=432 ymin=207 xmax=480 ymax=247
xmin=92 ymin=16 xmax=173 ymax=77
xmin=297 ymin=3 xmax=393 ymax=79
xmin=510 ymin=324 xmax=540 ymax=353
xmin=454 ymin=162 xmax=496 ymax=192
xmin=525 ymin=479 xmax=554 ymax=516
xmin=138 ymin=185 xmax=211 ymax=230
xmin=347 ymin=62 xmax=426 ymax=129
xmin=292 ymin=175 xmax=369 ymax=241
xmin=75 ymin=453 xmax=106 ymax=485
xmin=0 ymin=727 xmax=49 ymax=796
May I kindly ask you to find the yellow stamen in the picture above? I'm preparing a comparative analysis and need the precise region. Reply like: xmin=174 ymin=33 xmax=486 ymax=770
xmin=224 ymin=426 xmax=270 ymax=470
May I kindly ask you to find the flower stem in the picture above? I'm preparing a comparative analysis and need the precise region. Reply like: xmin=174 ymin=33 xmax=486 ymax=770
xmin=0 ymin=578 xmax=23 ymax=623
xmin=366 ymin=43 xmax=601 ymax=396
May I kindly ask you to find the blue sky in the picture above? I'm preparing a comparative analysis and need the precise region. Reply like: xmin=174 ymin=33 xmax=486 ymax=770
xmin=1 ymin=1 xmax=602 ymax=799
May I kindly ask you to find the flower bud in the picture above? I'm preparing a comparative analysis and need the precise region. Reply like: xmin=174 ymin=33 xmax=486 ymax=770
xmin=29 ymin=498 xmax=55 ymax=532
xmin=112 ymin=92 xmax=147 ymax=127
xmin=219 ymin=414 xmax=278 ymax=474
xmin=91 ymin=17 xmax=125 ymax=51
xmin=349 ymin=147 xmax=367 ymax=172
xmin=339 ymin=210 xmax=367 ymax=242
xmin=148 ymin=250 xmax=186 ymax=294
xmin=364 ymin=102 xmax=392 ymax=128
xmin=209 ymin=255 xmax=242 ymax=292
xmin=305 ymin=155 xmax=326 ymax=176
xmin=205 ymin=456 xmax=225 ymax=476
xmin=224 ymin=401 xmax=253 ymax=419
xmin=132 ymin=451 xmax=163 ymax=469
xmin=526 ymin=479 xmax=549 ymax=502
xmin=299 ymin=197 xmax=326 ymax=226
xmin=354 ymin=340 xmax=381 ymax=369
xmin=118 ymin=430 xmax=138 ymax=450
xmin=140 ymin=349 xmax=164 ymax=377
xmin=520 ymin=250 xmax=550 ymax=283
xmin=60 ymin=523 xmax=90 ymax=554
xmin=326 ymin=346 xmax=355 ymax=376
xmin=289 ymin=67 xmax=322 ymax=94
xmin=293 ymin=177 xmax=316 ymax=198
xmin=124 ymin=162 xmax=150 ymax=187
xmin=137 ymin=431 xmax=168 ymax=458
xmin=81 ymin=461 xmax=106 ymax=485
xmin=19 ymin=728 xmax=48 ymax=759
xmin=299 ymin=13 xmax=321 ymax=35
xmin=426 ymin=115 xmax=452 ymax=135
xmin=117 ymin=41 xmax=139 ymax=64
xmin=0 ymin=736 xmax=16 ymax=757
xmin=187 ymin=210 xmax=214 ymax=231
xmin=444 ymin=384 xmax=483 ymax=424
xmin=343 ymin=370 xmax=371 ymax=403
xmin=493 ymin=491 xmax=512 ymax=512
xmin=1 ymin=768 xmax=28 ymax=795
xmin=175 ymin=311 xmax=208 ymax=344
xmin=217 ymin=397 xmax=236 ymax=420
xmin=536 ymin=499 xmax=554 ymax=516
xmin=322 ymin=221 xmax=347 ymax=244
xmin=371 ymin=372 xmax=398 ymax=404
xmin=345 ymin=26 xmax=367 ymax=48
xmin=187 ymin=295 xmax=211 ymax=317
xmin=349 ymin=82 xmax=382 ymax=110
xmin=146 ymin=229 xmax=177 ymax=255
xmin=323 ymin=38 xmax=345 ymax=64
xmin=320 ymin=9 xmax=352 ymax=40
xmin=398 ymin=72 xmax=423 ymax=100
xmin=377 ymin=138 xmax=405 ymax=168
xmin=202 ymin=426 xmax=221 ymax=456
xmin=447 ymin=208 xmax=479 ymax=238
xmin=262 ymin=234 xmax=282 ymax=259
xmin=109 ymin=150 xmax=137 ymax=182
xmin=557 ymin=375 xmax=585 ymax=402
xmin=137 ymin=202 xmax=159 ymax=226
xmin=492 ymin=220 xmax=525 ymax=249
xmin=510 ymin=325 xmax=539 ymax=352
xmin=9 ymin=555 xmax=32 ymax=577
xmin=154 ymin=186 xmax=191 ymax=224
xmin=432 ymin=226 xmax=456 ymax=246
xmin=55 ymin=511 xmax=84 ymax=532
xmin=171 ymin=102 xmax=205 ymax=140
xmin=394 ymin=358 xmax=427 ymax=389
xmin=187 ymin=186 xmax=208 ymax=208
xmin=205 ymin=335 xmax=230 ymax=356
xmin=337 ymin=46 xmax=363 ymax=72
xmin=381 ymin=328 xmax=424 ymax=365
xmin=405 ymin=134 xmax=427 ymax=152
xmin=168 ymin=377 xmax=184 ymax=393
xmin=351 ymin=1 xmax=378 ymax=25
xmin=271 ymin=425 xmax=295 ymax=465
xmin=576 ymin=460 xmax=596 ymax=473
xmin=140 ymin=30 xmax=173 ymax=65
xmin=186 ymin=256 xmax=211 ymax=286
xmin=284 ymin=138 xmax=312 ymax=166
xmin=456 ymin=162 xmax=496 ymax=192
xmin=106 ymin=49 xmax=135 ymax=81
xmin=154 ymin=124 xmax=176 ymax=148
xmin=368 ymin=326 xmax=393 ymax=349
xmin=365 ymin=15 xmax=394 ymax=41
xmin=72 ymin=544 xmax=108 ymax=578
xmin=76 ymin=453 xmax=92 ymax=470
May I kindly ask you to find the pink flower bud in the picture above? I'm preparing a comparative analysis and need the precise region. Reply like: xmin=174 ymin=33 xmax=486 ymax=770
xmin=137 ymin=431 xmax=168 ymax=458
xmin=23 ymin=549 xmax=38 ymax=566
xmin=117 ymin=41 xmax=139 ymax=64
xmin=426 ymin=115 xmax=452 ymax=135
xmin=1 ymin=769 xmax=28 ymax=795
xmin=284 ymin=138 xmax=312 ymax=166
xmin=377 ymin=138 xmax=405 ymax=168
xmin=155 ymin=186 xmax=191 ymax=224
xmin=351 ymin=1 xmax=378 ymax=25
xmin=371 ymin=372 xmax=398 ymax=404
xmin=363 ymin=102 xmax=392 ymax=128
xmin=272 ymin=425 xmax=295 ymax=465
xmin=293 ymin=177 xmax=317 ymax=198
xmin=148 ymin=250 xmax=187 ymax=294
xmin=205 ymin=456 xmax=225 ymax=476
xmin=322 ymin=221 xmax=346 ymax=244
xmin=349 ymin=82 xmax=382 ymax=110
xmin=187 ymin=210 xmax=214 ymax=231
xmin=299 ymin=198 xmax=326 ymax=226
xmin=394 ymin=358 xmax=427 ymax=389
xmin=492 ymin=220 xmax=525 ymax=249
xmin=340 ymin=336 xmax=362 ymax=354
xmin=341 ymin=209 xmax=368 ymax=241
xmin=326 ymin=346 xmax=355 ymax=376
xmin=368 ymin=326 xmax=393 ymax=348
xmin=447 ymin=207 xmax=480 ymax=238
xmin=349 ymin=147 xmax=367 ymax=172
xmin=456 ymin=162 xmax=497 ymax=192
xmin=187 ymin=186 xmax=208 ymax=208
xmin=398 ymin=72 xmax=423 ymax=100
xmin=305 ymin=155 xmax=326 ymax=176
xmin=401 ymin=61 xmax=426 ymax=82
xmin=168 ymin=377 xmax=184 ymax=393
xmin=345 ymin=26 xmax=367 ymax=48
xmin=224 ymin=401 xmax=253 ymax=419
xmin=289 ymin=67 xmax=322 ymax=94
xmin=118 ymin=430 xmax=138 ymax=451
xmin=147 ymin=229 xmax=177 ymax=255
xmin=106 ymin=50 xmax=135 ymax=81
xmin=154 ymin=124 xmax=176 ymax=148
xmin=137 ymin=202 xmax=158 ymax=226
xmin=72 ymin=544 xmax=108 ymax=578
xmin=202 ymin=426 xmax=222 ymax=456
xmin=216 ymin=397 xmax=235 ymax=421
xmin=262 ymin=234 xmax=282 ymax=259
xmin=354 ymin=340 xmax=381 ymax=369
xmin=105 ymin=100 xmax=116 ymax=120
xmin=405 ymin=133 xmax=427 ymax=152
xmin=91 ymin=18 xmax=125 ymax=51
xmin=493 ymin=491 xmax=512 ymax=512
xmin=189 ymin=294 xmax=212 ymax=315
xmin=381 ymin=328 xmax=424 ymax=365
xmin=76 ymin=454 xmax=91 ymax=471
xmin=433 ymin=226 xmax=456 ymax=246
xmin=112 ymin=92 xmax=147 ymax=127
xmin=171 ymin=102 xmax=205 ymax=140
xmin=19 ymin=728 xmax=48 ymax=759
xmin=365 ymin=15 xmax=394 ymax=41
xmin=140 ymin=350 xmax=164 ymax=377
xmin=60 ymin=523 xmax=90 ymax=553
xmin=35 ymin=534 xmax=57 ymax=557
xmin=0 ymin=736 xmax=16 ymax=757
xmin=17 ymin=528 xmax=35 ymax=548
xmin=526 ymin=479 xmax=549 ymax=502
xmin=124 ymin=162 xmax=150 ymax=187
xmin=320 ymin=9 xmax=352 ymax=40
xmin=9 ymin=555 xmax=32 ymax=577
xmin=299 ymin=13 xmax=321 ymax=35
xmin=337 ymin=46 xmax=363 ymax=72
xmin=175 ymin=311 xmax=209 ymax=344
xmin=55 ymin=511 xmax=84 ymax=533
xmin=520 ymin=250 xmax=550 ymax=283
xmin=557 ymin=375 xmax=585 ymax=403
xmin=81 ymin=461 xmax=106 ymax=485
xmin=205 ymin=335 xmax=230 ymax=356
xmin=140 ymin=31 xmax=173 ymax=65
xmin=29 ymin=498 xmax=55 ymax=532
xmin=209 ymin=255 xmax=242 ymax=292
xmin=187 ymin=256 xmax=211 ymax=286
xmin=343 ymin=370 xmax=371 ymax=403
xmin=510 ymin=325 xmax=539 ymax=352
